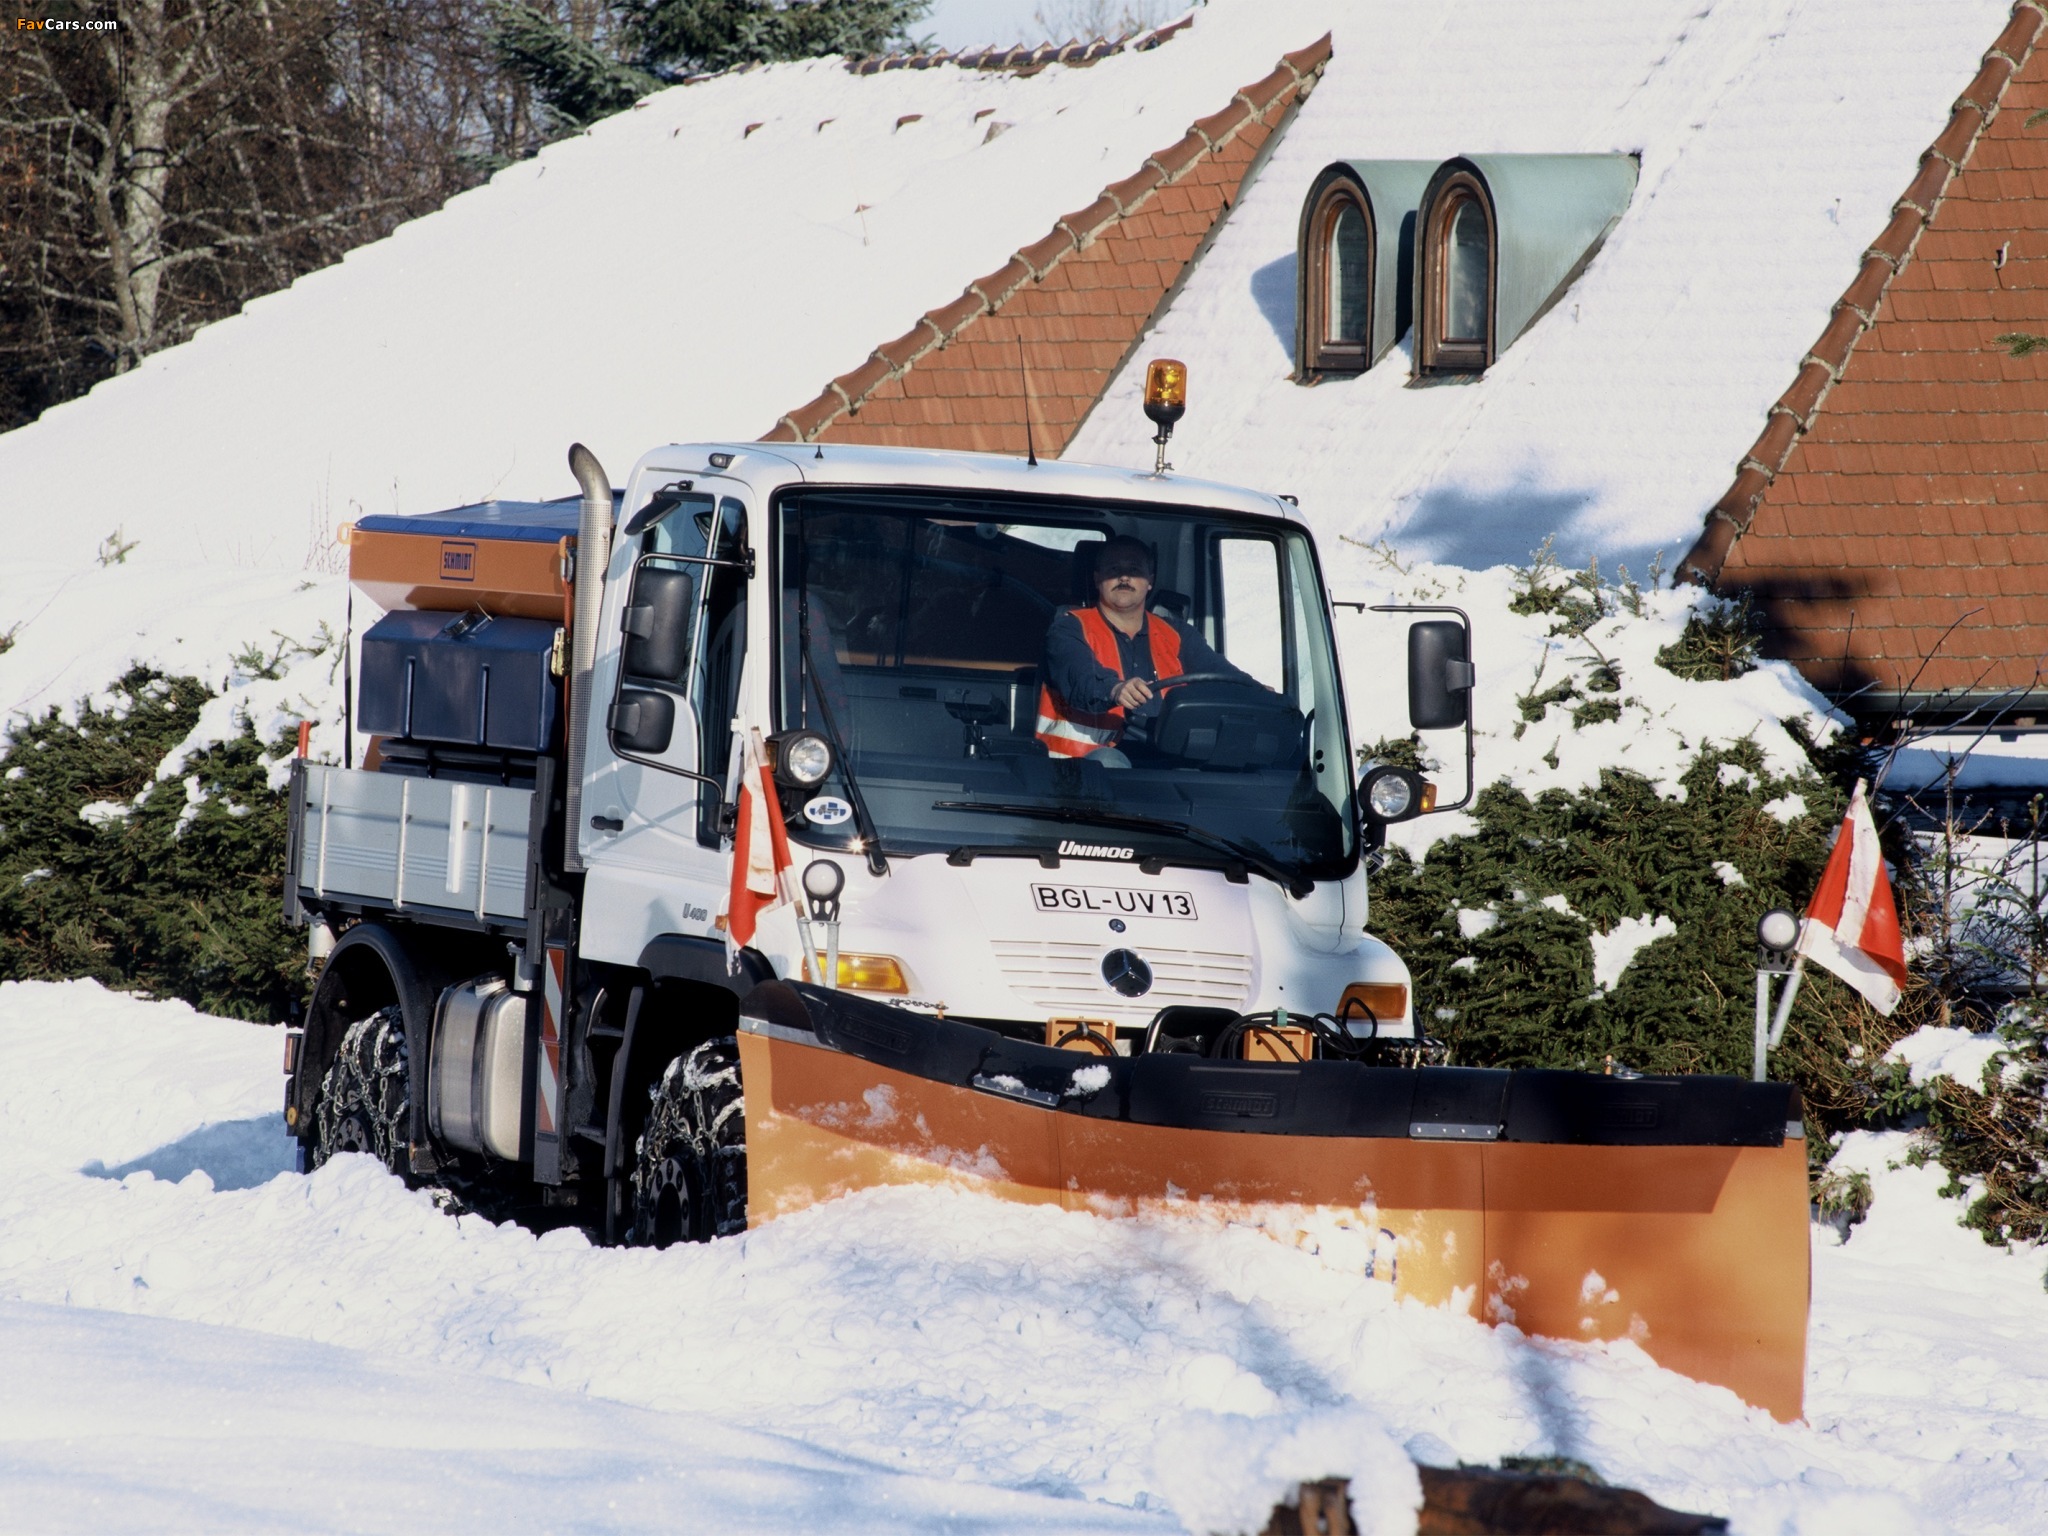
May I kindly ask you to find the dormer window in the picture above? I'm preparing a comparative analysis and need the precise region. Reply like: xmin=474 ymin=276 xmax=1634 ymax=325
xmin=1413 ymin=154 xmax=1639 ymax=380
xmin=1418 ymin=171 xmax=1496 ymax=374
xmin=1299 ymin=173 xmax=1374 ymax=373
xmin=1294 ymin=160 xmax=1437 ymax=379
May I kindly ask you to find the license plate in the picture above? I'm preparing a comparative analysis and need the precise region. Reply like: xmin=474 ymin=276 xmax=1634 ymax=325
xmin=1031 ymin=883 xmax=1198 ymax=920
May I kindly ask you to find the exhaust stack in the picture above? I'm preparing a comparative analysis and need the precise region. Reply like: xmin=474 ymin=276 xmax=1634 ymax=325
xmin=563 ymin=443 xmax=613 ymax=873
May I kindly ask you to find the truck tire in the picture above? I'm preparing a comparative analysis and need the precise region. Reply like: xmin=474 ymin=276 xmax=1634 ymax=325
xmin=311 ymin=1004 xmax=412 ymax=1180
xmin=630 ymin=1036 xmax=746 ymax=1246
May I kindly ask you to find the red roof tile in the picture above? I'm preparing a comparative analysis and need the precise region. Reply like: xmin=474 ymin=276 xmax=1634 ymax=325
xmin=762 ymin=36 xmax=1332 ymax=460
xmin=1680 ymin=2 xmax=2048 ymax=706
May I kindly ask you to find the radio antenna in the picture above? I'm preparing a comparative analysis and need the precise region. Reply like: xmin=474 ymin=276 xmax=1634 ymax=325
xmin=1016 ymin=334 xmax=1038 ymax=467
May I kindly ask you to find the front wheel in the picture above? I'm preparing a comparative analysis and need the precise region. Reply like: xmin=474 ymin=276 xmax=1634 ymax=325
xmin=311 ymin=1004 xmax=412 ymax=1179
xmin=630 ymin=1037 xmax=747 ymax=1247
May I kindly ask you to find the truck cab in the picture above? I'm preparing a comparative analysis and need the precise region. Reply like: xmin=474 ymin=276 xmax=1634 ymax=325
xmin=578 ymin=442 xmax=1409 ymax=1030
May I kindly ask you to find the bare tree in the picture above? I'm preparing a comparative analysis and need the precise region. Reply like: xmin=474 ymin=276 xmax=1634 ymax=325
xmin=0 ymin=0 xmax=928 ymax=431
xmin=0 ymin=0 xmax=541 ymax=430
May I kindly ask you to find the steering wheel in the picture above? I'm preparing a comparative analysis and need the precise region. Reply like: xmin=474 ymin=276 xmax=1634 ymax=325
xmin=1156 ymin=672 xmax=1253 ymax=689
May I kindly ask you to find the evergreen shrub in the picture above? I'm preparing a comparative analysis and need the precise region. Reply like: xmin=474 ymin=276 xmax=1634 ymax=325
xmin=1367 ymin=733 xmax=1921 ymax=1161
xmin=0 ymin=667 xmax=303 ymax=1020
xmin=1655 ymin=592 xmax=1762 ymax=682
xmin=1918 ymin=1004 xmax=2048 ymax=1245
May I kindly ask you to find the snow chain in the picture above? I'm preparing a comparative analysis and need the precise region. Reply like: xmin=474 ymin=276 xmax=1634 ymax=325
xmin=631 ymin=1036 xmax=746 ymax=1243
xmin=313 ymin=1004 xmax=410 ymax=1174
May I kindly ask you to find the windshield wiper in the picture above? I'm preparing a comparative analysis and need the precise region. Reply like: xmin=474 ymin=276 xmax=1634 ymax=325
xmin=796 ymin=582 xmax=887 ymax=877
xmin=929 ymin=800 xmax=1312 ymax=898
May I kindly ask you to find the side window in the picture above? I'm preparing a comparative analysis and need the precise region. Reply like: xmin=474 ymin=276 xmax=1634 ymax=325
xmin=1211 ymin=536 xmax=1288 ymax=693
xmin=608 ymin=492 xmax=713 ymax=762
xmin=695 ymin=497 xmax=748 ymax=846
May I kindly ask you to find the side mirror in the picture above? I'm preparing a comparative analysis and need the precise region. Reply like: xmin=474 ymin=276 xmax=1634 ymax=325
xmin=609 ymin=688 xmax=675 ymax=755
xmin=621 ymin=565 xmax=696 ymax=682
xmin=1408 ymin=619 xmax=1474 ymax=731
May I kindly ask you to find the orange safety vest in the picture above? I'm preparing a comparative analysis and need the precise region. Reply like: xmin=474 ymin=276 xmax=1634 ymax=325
xmin=1036 ymin=607 xmax=1184 ymax=757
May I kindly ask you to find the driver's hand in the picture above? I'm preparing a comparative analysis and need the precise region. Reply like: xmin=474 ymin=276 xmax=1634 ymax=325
xmin=1114 ymin=676 xmax=1154 ymax=710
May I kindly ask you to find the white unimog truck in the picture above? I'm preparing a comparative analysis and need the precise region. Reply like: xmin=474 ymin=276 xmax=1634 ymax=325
xmin=284 ymin=431 xmax=1448 ymax=1237
xmin=282 ymin=419 xmax=1813 ymax=1420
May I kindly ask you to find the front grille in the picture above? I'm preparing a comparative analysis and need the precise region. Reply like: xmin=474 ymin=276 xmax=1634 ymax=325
xmin=989 ymin=939 xmax=1253 ymax=1022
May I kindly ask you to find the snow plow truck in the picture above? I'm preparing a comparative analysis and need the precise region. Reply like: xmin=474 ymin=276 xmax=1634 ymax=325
xmin=282 ymin=414 xmax=1811 ymax=1421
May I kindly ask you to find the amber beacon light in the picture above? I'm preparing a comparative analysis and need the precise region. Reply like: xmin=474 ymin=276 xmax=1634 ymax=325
xmin=1143 ymin=359 xmax=1187 ymax=473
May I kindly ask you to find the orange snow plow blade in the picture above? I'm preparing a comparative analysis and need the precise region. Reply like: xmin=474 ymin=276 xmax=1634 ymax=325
xmin=737 ymin=984 xmax=1810 ymax=1422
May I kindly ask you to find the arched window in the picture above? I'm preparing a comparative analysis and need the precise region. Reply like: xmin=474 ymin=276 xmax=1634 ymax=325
xmin=1416 ymin=168 xmax=1496 ymax=375
xmin=1297 ymin=170 xmax=1375 ymax=374
xmin=1443 ymin=197 xmax=1490 ymax=343
xmin=1327 ymin=202 xmax=1370 ymax=345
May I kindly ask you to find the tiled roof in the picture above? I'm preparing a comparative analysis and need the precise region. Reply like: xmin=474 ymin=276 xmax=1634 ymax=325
xmin=761 ymin=35 xmax=1333 ymax=455
xmin=1679 ymin=1 xmax=2048 ymax=707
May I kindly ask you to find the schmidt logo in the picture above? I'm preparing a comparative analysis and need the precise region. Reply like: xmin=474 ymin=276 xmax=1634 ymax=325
xmin=440 ymin=540 xmax=478 ymax=581
xmin=1058 ymin=839 xmax=1135 ymax=859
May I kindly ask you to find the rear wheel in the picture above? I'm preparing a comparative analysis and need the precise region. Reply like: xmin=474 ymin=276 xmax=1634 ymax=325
xmin=311 ymin=1004 xmax=411 ymax=1179
xmin=630 ymin=1036 xmax=746 ymax=1246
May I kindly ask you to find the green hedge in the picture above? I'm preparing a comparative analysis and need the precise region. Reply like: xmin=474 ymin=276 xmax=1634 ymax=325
xmin=0 ymin=668 xmax=303 ymax=1020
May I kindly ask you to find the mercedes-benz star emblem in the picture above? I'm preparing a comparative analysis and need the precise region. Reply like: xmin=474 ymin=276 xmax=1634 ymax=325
xmin=1101 ymin=948 xmax=1153 ymax=998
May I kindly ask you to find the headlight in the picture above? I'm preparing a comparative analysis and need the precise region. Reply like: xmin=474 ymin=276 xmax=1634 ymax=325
xmin=1362 ymin=764 xmax=1426 ymax=822
xmin=1368 ymin=772 xmax=1413 ymax=819
xmin=1360 ymin=764 xmax=1437 ymax=824
xmin=774 ymin=730 xmax=833 ymax=787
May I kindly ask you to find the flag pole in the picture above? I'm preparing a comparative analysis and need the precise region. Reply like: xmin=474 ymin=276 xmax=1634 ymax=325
xmin=1769 ymin=776 xmax=1871 ymax=1055
xmin=1767 ymin=957 xmax=1805 ymax=1050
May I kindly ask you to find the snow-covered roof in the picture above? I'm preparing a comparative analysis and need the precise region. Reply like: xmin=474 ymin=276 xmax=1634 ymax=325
xmin=0 ymin=6 xmax=1321 ymax=572
xmin=1066 ymin=0 xmax=2015 ymax=580
xmin=1681 ymin=4 xmax=2048 ymax=711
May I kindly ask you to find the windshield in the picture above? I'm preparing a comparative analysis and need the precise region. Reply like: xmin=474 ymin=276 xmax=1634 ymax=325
xmin=775 ymin=489 xmax=1356 ymax=885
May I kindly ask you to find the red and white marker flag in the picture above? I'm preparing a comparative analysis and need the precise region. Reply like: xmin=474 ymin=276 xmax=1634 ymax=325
xmin=1795 ymin=781 xmax=1907 ymax=1015
xmin=722 ymin=726 xmax=797 ymax=966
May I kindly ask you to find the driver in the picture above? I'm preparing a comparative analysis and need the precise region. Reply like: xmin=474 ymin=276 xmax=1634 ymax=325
xmin=1035 ymin=535 xmax=1256 ymax=761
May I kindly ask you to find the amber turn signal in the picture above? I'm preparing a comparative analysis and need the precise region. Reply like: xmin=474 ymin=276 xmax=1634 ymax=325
xmin=1337 ymin=982 xmax=1408 ymax=1028
xmin=819 ymin=952 xmax=910 ymax=994
xmin=1143 ymin=358 xmax=1188 ymax=425
xmin=1420 ymin=780 xmax=1438 ymax=813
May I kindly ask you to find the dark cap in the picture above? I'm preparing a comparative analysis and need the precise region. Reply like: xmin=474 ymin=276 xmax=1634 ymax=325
xmin=1095 ymin=536 xmax=1154 ymax=580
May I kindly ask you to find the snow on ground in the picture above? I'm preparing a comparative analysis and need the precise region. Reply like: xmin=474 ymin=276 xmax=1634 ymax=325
xmin=0 ymin=1303 xmax=1156 ymax=1536
xmin=3 ymin=979 xmax=2045 ymax=1535
xmin=1070 ymin=0 xmax=2011 ymax=575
